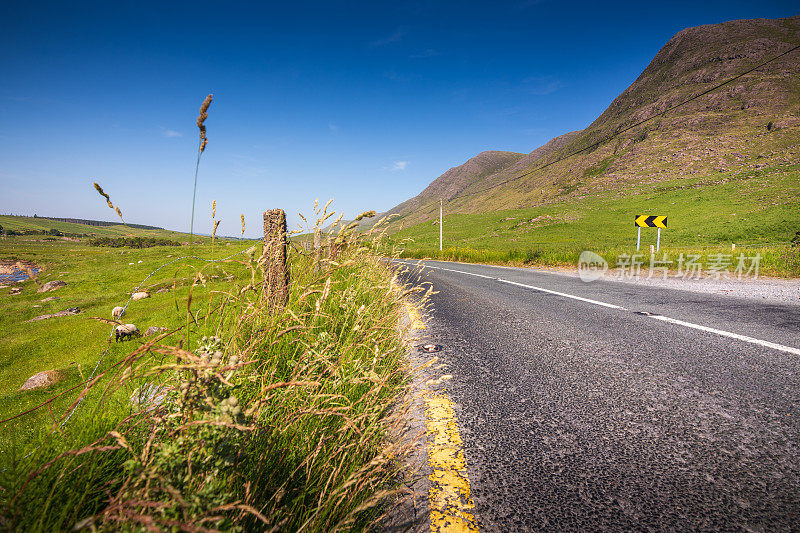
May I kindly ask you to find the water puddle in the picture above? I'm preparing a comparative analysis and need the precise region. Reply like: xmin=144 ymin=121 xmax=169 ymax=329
xmin=0 ymin=262 xmax=40 ymax=283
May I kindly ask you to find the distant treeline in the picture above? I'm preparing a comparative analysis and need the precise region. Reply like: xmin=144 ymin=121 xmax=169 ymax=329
xmin=89 ymin=237 xmax=181 ymax=248
xmin=31 ymin=215 xmax=163 ymax=230
xmin=2 ymin=228 xmax=88 ymax=237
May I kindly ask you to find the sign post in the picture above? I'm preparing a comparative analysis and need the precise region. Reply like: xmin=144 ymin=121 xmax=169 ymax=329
xmin=635 ymin=215 xmax=667 ymax=251
xmin=439 ymin=199 xmax=443 ymax=252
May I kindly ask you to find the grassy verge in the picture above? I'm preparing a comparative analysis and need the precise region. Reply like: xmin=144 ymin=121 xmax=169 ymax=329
xmin=399 ymin=244 xmax=800 ymax=278
xmin=0 ymin=221 xmax=411 ymax=530
xmin=392 ymin=164 xmax=800 ymax=277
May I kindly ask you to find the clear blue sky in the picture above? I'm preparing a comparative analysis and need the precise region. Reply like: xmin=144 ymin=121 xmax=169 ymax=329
xmin=1 ymin=1 xmax=797 ymax=237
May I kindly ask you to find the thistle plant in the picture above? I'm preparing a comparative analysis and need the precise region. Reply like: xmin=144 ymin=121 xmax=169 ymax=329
xmin=97 ymin=337 xmax=253 ymax=530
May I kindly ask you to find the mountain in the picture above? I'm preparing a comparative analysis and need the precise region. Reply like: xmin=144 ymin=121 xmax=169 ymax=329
xmin=380 ymin=15 xmax=800 ymax=229
xmin=385 ymin=150 xmax=524 ymax=220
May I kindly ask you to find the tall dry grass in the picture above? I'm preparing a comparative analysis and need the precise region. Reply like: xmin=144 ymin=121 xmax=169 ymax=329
xmin=0 ymin=210 xmax=416 ymax=532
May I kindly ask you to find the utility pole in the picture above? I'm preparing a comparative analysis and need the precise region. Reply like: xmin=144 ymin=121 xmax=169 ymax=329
xmin=439 ymin=199 xmax=443 ymax=251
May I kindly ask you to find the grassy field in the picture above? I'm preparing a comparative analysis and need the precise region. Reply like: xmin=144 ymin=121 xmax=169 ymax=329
xmin=0 ymin=224 xmax=412 ymax=530
xmin=391 ymin=163 xmax=800 ymax=276
xmin=0 ymin=215 xmax=192 ymax=240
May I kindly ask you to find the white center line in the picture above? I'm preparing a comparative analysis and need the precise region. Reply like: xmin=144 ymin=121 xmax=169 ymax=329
xmin=497 ymin=278 xmax=628 ymax=310
xmin=649 ymin=315 xmax=800 ymax=356
xmin=404 ymin=260 xmax=800 ymax=357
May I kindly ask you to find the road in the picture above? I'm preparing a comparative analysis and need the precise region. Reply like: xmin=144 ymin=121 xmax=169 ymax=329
xmin=393 ymin=259 xmax=800 ymax=532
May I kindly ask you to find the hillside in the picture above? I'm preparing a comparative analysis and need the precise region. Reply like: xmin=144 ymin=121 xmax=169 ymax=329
xmin=381 ymin=15 xmax=800 ymax=230
xmin=384 ymin=150 xmax=524 ymax=223
xmin=0 ymin=215 xmax=187 ymax=240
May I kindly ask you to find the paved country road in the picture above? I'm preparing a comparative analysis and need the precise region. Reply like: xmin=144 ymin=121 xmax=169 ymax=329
xmin=392 ymin=259 xmax=800 ymax=532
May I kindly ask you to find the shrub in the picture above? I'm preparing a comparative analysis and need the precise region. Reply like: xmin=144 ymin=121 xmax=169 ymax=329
xmin=89 ymin=236 xmax=181 ymax=248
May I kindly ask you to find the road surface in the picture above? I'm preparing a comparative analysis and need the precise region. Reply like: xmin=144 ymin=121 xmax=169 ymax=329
xmin=393 ymin=259 xmax=800 ymax=532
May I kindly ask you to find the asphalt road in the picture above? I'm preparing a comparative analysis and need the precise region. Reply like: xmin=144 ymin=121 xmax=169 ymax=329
xmin=393 ymin=259 xmax=800 ymax=532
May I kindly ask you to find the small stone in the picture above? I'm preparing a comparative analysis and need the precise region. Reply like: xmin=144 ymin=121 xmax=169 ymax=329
xmin=155 ymin=287 xmax=171 ymax=294
xmin=131 ymin=292 xmax=150 ymax=301
xmin=32 ymin=304 xmax=41 ymax=308
xmin=137 ymin=260 xmax=143 ymax=264
xmin=9 ymin=287 xmax=22 ymax=295
xmin=144 ymin=326 xmax=168 ymax=336
xmin=20 ymin=370 xmax=60 ymax=391
xmin=38 ymin=280 xmax=67 ymax=293
xmin=40 ymin=296 xmax=59 ymax=302
xmin=27 ymin=307 xmax=81 ymax=322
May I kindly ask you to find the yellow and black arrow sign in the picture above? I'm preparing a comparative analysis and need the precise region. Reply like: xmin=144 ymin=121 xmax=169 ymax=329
xmin=635 ymin=215 xmax=667 ymax=228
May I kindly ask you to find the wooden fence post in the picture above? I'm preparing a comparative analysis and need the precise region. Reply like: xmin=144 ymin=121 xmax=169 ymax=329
xmin=263 ymin=209 xmax=289 ymax=309
xmin=313 ymin=227 xmax=322 ymax=271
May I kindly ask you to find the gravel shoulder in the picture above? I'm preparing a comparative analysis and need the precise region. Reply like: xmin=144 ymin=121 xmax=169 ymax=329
xmin=515 ymin=265 xmax=800 ymax=305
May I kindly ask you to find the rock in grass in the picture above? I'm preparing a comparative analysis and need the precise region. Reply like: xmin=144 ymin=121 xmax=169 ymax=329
xmin=27 ymin=307 xmax=81 ymax=322
xmin=38 ymin=280 xmax=67 ymax=293
xmin=20 ymin=370 xmax=60 ymax=391
xmin=40 ymin=296 xmax=59 ymax=302
xmin=9 ymin=287 xmax=22 ymax=295
xmin=144 ymin=326 xmax=168 ymax=336
xmin=131 ymin=292 xmax=149 ymax=301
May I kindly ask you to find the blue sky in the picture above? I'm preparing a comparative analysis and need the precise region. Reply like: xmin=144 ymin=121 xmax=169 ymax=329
xmin=1 ymin=1 xmax=797 ymax=237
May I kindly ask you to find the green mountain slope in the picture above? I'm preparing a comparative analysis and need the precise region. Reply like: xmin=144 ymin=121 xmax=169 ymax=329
xmin=383 ymin=15 xmax=800 ymax=232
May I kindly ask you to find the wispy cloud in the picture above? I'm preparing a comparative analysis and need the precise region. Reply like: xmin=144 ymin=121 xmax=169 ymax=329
xmin=161 ymin=129 xmax=182 ymax=138
xmin=410 ymin=48 xmax=440 ymax=59
xmin=520 ymin=75 xmax=564 ymax=96
xmin=383 ymin=70 xmax=415 ymax=83
xmin=370 ymin=28 xmax=406 ymax=47
xmin=392 ymin=161 xmax=408 ymax=171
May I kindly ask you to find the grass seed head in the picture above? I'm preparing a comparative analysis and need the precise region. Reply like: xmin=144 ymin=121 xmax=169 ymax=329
xmin=197 ymin=94 xmax=213 ymax=152
xmin=240 ymin=214 xmax=245 ymax=235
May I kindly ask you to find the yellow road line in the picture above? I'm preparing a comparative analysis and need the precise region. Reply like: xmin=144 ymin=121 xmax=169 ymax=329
xmin=425 ymin=391 xmax=479 ymax=532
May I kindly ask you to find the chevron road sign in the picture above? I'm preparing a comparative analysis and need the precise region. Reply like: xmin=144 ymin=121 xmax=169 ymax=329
xmin=635 ymin=215 xmax=667 ymax=228
xmin=635 ymin=215 xmax=668 ymax=251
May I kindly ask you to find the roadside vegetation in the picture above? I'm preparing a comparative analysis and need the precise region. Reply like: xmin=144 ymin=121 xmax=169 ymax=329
xmin=0 ymin=214 xmax=411 ymax=531
xmin=393 ymin=163 xmax=800 ymax=277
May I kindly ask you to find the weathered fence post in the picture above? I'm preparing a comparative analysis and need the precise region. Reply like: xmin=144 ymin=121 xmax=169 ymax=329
xmin=263 ymin=209 xmax=289 ymax=309
xmin=313 ymin=227 xmax=322 ymax=271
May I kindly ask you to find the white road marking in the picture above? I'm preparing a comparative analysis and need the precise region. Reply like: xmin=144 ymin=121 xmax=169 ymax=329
xmin=419 ymin=263 xmax=499 ymax=280
xmin=497 ymin=279 xmax=628 ymax=310
xmin=649 ymin=315 xmax=800 ymax=356
xmin=401 ymin=259 xmax=800 ymax=357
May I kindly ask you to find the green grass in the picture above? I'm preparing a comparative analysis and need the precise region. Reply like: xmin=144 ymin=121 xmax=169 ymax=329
xmin=0 ymin=227 xmax=410 ymax=530
xmin=0 ymin=238 xmax=244 ymax=437
xmin=0 ymin=215 xmax=191 ymax=239
xmin=392 ymin=163 xmax=800 ymax=276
